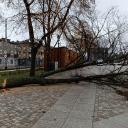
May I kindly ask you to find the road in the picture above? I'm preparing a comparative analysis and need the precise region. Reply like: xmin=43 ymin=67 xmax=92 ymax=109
xmin=47 ymin=65 xmax=128 ymax=79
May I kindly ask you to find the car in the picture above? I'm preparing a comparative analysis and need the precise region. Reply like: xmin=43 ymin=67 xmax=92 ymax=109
xmin=96 ymin=59 xmax=103 ymax=66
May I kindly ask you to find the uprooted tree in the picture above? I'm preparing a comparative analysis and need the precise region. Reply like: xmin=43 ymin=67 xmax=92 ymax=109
xmin=59 ymin=6 xmax=128 ymax=84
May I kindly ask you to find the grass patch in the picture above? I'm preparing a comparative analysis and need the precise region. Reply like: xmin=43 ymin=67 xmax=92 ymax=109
xmin=0 ymin=68 xmax=43 ymax=85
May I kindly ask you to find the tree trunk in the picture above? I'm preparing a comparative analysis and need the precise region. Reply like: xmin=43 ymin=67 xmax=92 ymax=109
xmin=30 ymin=47 xmax=38 ymax=76
xmin=87 ymin=48 xmax=91 ymax=62
xmin=23 ymin=0 xmax=37 ymax=76
xmin=45 ymin=40 xmax=51 ymax=71
xmin=46 ymin=1 xmax=51 ymax=71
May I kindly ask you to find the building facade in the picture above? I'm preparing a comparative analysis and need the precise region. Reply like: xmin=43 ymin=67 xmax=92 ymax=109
xmin=44 ymin=47 xmax=79 ymax=71
xmin=0 ymin=38 xmax=44 ymax=69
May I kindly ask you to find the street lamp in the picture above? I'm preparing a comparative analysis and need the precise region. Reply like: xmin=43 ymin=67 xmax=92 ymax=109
xmin=4 ymin=50 xmax=7 ymax=70
xmin=3 ymin=18 xmax=8 ymax=70
xmin=57 ymin=35 xmax=60 ymax=68
xmin=29 ymin=53 xmax=31 ymax=67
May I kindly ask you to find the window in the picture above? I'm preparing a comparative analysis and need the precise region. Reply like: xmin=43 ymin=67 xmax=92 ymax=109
xmin=10 ymin=59 xmax=13 ymax=64
xmin=40 ymin=52 xmax=43 ymax=55
xmin=11 ymin=50 xmax=14 ymax=56
xmin=0 ymin=59 xmax=2 ymax=64
xmin=0 ymin=50 xmax=2 ymax=55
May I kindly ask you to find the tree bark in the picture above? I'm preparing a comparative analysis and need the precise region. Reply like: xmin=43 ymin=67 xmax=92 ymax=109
xmin=30 ymin=47 xmax=38 ymax=76
xmin=23 ymin=0 xmax=37 ymax=76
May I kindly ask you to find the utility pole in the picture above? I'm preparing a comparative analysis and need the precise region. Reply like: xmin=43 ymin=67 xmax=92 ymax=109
xmin=4 ymin=19 xmax=7 ymax=70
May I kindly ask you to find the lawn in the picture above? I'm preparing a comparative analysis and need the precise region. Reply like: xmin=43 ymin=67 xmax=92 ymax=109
xmin=0 ymin=68 xmax=43 ymax=84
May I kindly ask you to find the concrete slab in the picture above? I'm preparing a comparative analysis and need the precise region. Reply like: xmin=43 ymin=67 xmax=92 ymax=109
xmin=72 ymin=103 xmax=94 ymax=112
xmin=69 ymin=110 xmax=93 ymax=120
xmin=55 ymin=98 xmax=76 ymax=105
xmin=62 ymin=118 xmax=92 ymax=128
xmin=32 ymin=119 xmax=64 ymax=128
xmin=41 ymin=110 xmax=69 ymax=121
xmin=50 ymin=104 xmax=73 ymax=113
xmin=77 ymin=97 xmax=95 ymax=104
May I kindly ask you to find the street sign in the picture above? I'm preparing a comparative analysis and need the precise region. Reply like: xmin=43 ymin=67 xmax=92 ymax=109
xmin=4 ymin=55 xmax=7 ymax=58
xmin=55 ymin=61 xmax=58 ymax=70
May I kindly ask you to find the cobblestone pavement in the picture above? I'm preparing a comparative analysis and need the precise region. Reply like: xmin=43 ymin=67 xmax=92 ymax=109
xmin=0 ymin=84 xmax=70 ymax=128
xmin=94 ymin=85 xmax=128 ymax=122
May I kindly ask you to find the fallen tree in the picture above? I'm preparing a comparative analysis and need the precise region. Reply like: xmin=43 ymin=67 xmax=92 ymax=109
xmin=0 ymin=67 xmax=127 ymax=90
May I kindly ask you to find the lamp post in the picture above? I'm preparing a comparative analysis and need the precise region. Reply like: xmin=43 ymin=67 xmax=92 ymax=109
xmin=57 ymin=35 xmax=60 ymax=68
xmin=4 ymin=19 xmax=8 ymax=70
xmin=29 ymin=53 xmax=31 ymax=67
xmin=4 ymin=51 xmax=7 ymax=70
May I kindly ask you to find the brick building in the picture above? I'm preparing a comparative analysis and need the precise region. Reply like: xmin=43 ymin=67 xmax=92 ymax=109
xmin=44 ymin=47 xmax=79 ymax=70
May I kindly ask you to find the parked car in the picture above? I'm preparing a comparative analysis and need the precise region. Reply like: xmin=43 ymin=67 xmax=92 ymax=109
xmin=96 ymin=59 xmax=103 ymax=66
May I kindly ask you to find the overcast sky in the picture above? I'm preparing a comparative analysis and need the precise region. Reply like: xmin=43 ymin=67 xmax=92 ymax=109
xmin=96 ymin=0 xmax=128 ymax=16
xmin=1 ymin=0 xmax=128 ymax=42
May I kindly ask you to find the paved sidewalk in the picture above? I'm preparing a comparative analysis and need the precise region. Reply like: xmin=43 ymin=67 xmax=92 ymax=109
xmin=32 ymin=82 xmax=96 ymax=128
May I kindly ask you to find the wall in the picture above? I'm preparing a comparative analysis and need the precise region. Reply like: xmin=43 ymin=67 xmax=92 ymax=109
xmin=44 ymin=47 xmax=79 ymax=70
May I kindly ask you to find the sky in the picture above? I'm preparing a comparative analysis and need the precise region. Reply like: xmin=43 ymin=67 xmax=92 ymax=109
xmin=96 ymin=0 xmax=128 ymax=17
xmin=0 ymin=0 xmax=128 ymax=43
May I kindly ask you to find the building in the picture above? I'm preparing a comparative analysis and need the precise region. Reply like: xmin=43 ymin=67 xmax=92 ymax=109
xmin=88 ymin=47 xmax=108 ymax=62
xmin=44 ymin=47 xmax=79 ymax=71
xmin=0 ymin=38 xmax=19 ymax=69
xmin=0 ymin=38 xmax=44 ymax=69
xmin=15 ymin=41 xmax=44 ymax=68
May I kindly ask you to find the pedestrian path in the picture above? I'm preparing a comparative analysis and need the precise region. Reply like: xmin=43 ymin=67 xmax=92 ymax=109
xmin=32 ymin=82 xmax=96 ymax=128
xmin=94 ymin=112 xmax=128 ymax=128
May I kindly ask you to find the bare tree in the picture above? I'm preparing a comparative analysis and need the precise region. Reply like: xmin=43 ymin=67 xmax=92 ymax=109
xmin=63 ymin=7 xmax=128 ymax=66
xmin=2 ymin=0 xmax=79 ymax=76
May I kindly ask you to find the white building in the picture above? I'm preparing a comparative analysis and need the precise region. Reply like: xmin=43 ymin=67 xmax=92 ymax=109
xmin=0 ymin=38 xmax=19 ymax=69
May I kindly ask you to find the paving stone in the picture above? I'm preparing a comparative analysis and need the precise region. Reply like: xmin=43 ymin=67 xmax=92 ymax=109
xmin=94 ymin=85 xmax=128 ymax=122
xmin=41 ymin=110 xmax=69 ymax=121
xmin=0 ymin=85 xmax=70 ymax=128
xmin=94 ymin=113 xmax=128 ymax=128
